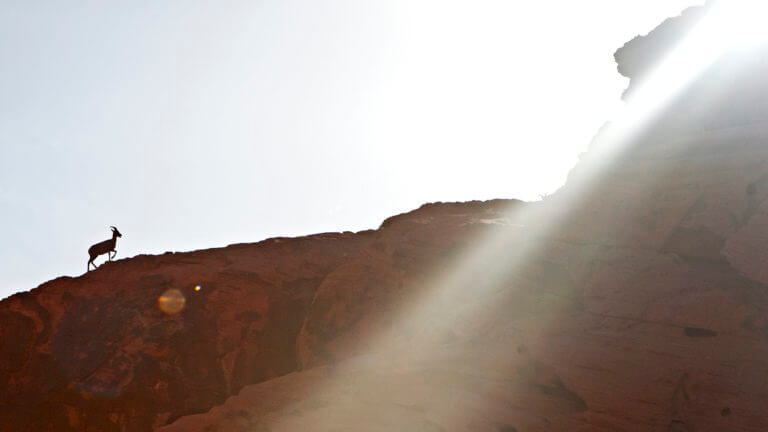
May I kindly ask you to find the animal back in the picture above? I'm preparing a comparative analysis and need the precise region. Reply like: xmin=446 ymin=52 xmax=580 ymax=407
xmin=89 ymin=239 xmax=113 ymax=256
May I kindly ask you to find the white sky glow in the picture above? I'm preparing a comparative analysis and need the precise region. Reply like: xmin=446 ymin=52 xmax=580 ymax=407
xmin=0 ymin=1 xmax=702 ymax=298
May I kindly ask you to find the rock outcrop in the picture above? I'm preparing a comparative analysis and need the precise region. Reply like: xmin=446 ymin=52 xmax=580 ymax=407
xmin=0 ymin=228 xmax=371 ymax=430
xmin=6 ymin=1 xmax=768 ymax=431
xmin=0 ymin=200 xmax=529 ymax=431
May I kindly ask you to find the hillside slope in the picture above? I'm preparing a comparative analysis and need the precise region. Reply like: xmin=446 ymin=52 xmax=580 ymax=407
xmin=0 ymin=200 xmax=524 ymax=431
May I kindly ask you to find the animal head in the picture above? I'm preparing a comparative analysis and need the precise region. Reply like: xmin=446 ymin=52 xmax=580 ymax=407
xmin=110 ymin=226 xmax=123 ymax=238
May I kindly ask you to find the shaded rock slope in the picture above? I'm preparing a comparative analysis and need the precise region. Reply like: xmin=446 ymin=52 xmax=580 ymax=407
xmin=7 ymin=1 xmax=768 ymax=431
xmin=0 ymin=200 xmax=522 ymax=431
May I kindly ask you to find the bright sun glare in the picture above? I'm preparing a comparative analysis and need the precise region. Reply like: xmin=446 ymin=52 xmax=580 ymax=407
xmin=256 ymin=2 xmax=768 ymax=428
xmin=628 ymin=0 xmax=768 ymax=119
xmin=579 ymin=0 xmax=768 ymax=188
xmin=718 ymin=0 xmax=768 ymax=46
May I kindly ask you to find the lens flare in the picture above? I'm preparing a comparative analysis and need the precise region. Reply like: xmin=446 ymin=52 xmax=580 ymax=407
xmin=158 ymin=289 xmax=186 ymax=314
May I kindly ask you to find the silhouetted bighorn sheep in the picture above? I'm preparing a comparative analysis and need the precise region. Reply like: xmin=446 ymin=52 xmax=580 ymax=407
xmin=87 ymin=226 xmax=122 ymax=271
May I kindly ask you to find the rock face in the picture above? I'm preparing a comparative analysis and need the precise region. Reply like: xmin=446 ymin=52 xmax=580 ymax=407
xmin=0 ymin=230 xmax=372 ymax=430
xmin=0 ymin=200 xmax=526 ymax=431
xmin=7 ymin=2 xmax=768 ymax=431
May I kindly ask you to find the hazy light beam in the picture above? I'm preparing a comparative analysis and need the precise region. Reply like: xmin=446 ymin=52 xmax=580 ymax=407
xmin=590 ymin=0 xmax=768 ymax=173
xmin=258 ymin=2 xmax=768 ymax=428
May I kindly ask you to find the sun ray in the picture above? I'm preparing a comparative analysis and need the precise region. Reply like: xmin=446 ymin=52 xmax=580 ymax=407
xmin=257 ymin=2 xmax=768 ymax=428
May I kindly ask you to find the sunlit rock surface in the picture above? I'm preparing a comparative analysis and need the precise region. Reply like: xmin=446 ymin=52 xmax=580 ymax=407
xmin=6 ymin=2 xmax=768 ymax=431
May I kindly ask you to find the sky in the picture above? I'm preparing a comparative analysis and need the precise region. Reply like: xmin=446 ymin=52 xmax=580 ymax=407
xmin=0 ymin=0 xmax=702 ymax=299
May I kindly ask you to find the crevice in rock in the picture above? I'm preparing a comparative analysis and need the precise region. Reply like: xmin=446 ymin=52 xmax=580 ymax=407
xmin=536 ymin=376 xmax=588 ymax=413
xmin=683 ymin=327 xmax=717 ymax=337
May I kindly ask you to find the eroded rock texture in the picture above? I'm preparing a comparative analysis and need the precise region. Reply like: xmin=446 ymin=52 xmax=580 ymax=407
xmin=0 ymin=200 xmax=525 ymax=431
xmin=0 ymin=230 xmax=375 ymax=431
xmin=6 ymin=1 xmax=768 ymax=431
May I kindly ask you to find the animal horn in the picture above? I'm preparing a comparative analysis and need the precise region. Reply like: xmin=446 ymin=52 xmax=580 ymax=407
xmin=110 ymin=226 xmax=116 ymax=230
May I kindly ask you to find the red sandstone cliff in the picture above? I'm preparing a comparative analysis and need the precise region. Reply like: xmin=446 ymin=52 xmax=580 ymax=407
xmin=0 ymin=200 xmax=525 ymax=431
xmin=6 ymin=1 xmax=768 ymax=431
